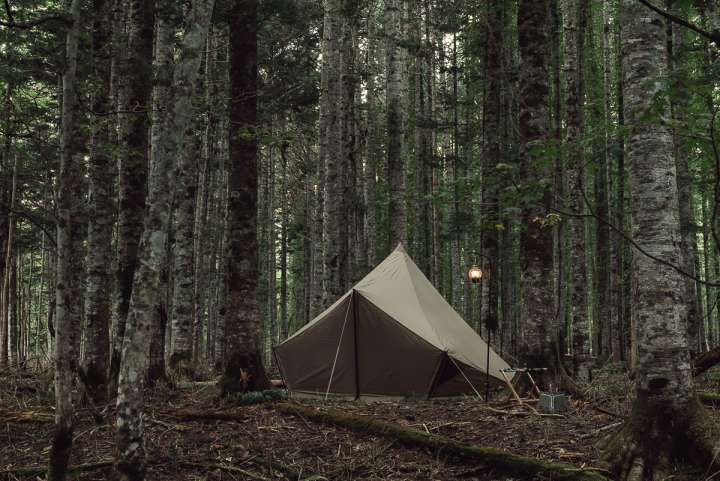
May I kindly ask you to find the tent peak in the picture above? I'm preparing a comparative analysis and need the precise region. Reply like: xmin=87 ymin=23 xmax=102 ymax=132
xmin=394 ymin=242 xmax=406 ymax=252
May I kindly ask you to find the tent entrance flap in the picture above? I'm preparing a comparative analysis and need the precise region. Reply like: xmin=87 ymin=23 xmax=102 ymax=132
xmin=324 ymin=293 xmax=354 ymax=400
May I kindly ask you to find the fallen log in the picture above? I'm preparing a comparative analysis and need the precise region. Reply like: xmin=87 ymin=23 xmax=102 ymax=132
xmin=275 ymin=403 xmax=611 ymax=481
xmin=693 ymin=347 xmax=720 ymax=377
xmin=0 ymin=460 xmax=112 ymax=479
xmin=699 ymin=391 xmax=720 ymax=407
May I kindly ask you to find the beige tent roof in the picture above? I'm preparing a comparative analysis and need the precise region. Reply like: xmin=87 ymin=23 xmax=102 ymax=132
xmin=275 ymin=244 xmax=512 ymax=399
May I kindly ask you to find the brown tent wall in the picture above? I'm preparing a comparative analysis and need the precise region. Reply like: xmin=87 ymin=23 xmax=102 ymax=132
xmin=275 ymin=291 xmax=496 ymax=399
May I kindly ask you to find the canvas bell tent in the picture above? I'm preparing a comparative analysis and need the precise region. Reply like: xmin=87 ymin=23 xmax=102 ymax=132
xmin=274 ymin=244 xmax=512 ymax=399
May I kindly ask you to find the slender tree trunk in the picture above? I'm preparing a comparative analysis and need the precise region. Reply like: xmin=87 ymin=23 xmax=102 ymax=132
xmin=482 ymin=0 xmax=503 ymax=335
xmin=113 ymin=1 xmax=215 ymax=477
xmin=48 ymin=1 xmax=84 ymax=478
xmin=386 ymin=0 xmax=405 ymax=248
xmin=666 ymin=0 xmax=701 ymax=356
xmin=219 ymin=0 xmax=270 ymax=396
xmin=280 ymin=137 xmax=289 ymax=340
xmin=605 ymin=3 xmax=717 ymax=477
xmin=1 ymin=155 xmax=17 ymax=368
xmin=80 ymin=0 xmax=114 ymax=403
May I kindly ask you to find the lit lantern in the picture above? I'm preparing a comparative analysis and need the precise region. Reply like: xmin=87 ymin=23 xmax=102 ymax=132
xmin=467 ymin=265 xmax=482 ymax=284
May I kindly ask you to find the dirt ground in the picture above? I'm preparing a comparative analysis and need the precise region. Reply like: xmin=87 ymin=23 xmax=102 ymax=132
xmin=0 ymin=369 xmax=631 ymax=481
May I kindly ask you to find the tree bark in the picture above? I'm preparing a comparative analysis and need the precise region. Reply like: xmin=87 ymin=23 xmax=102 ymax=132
xmin=80 ymin=0 xmax=114 ymax=403
xmin=386 ymin=0 xmax=405 ymax=248
xmin=48 ymin=1 xmax=84 ymax=479
xmin=518 ymin=0 xmax=555 ymax=384
xmin=113 ymin=1 xmax=215 ymax=478
xmin=605 ymin=2 xmax=719 ymax=478
xmin=482 ymin=0 xmax=503 ymax=336
xmin=169 ymin=3 xmax=199 ymax=375
xmin=562 ymin=0 xmax=590 ymax=378
xmin=109 ymin=0 xmax=154 ymax=396
xmin=219 ymin=0 xmax=270 ymax=396
xmin=667 ymin=0 xmax=702 ymax=356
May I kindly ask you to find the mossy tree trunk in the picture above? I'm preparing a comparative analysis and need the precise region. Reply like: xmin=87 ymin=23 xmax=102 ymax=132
xmin=604 ymin=2 xmax=719 ymax=479
xmin=219 ymin=0 xmax=270 ymax=397
xmin=48 ymin=1 xmax=84 ymax=479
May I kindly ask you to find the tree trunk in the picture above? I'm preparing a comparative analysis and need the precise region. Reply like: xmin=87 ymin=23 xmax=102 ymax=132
xmin=666 ymin=0 xmax=701 ymax=356
xmin=48 ymin=1 xmax=84 ymax=479
xmin=386 ymin=0 xmax=405 ymax=248
xmin=1 ymin=155 xmax=17 ymax=369
xmin=518 ymin=0 xmax=555 ymax=384
xmin=80 ymin=0 xmax=114 ymax=403
xmin=169 ymin=10 xmax=199 ymax=375
xmin=109 ymin=0 xmax=154 ymax=396
xmin=113 ymin=1 xmax=215 ymax=478
xmin=482 ymin=0 xmax=503 ymax=336
xmin=562 ymin=0 xmax=590 ymax=379
xmin=605 ymin=3 xmax=718 ymax=478
xmin=219 ymin=0 xmax=270 ymax=396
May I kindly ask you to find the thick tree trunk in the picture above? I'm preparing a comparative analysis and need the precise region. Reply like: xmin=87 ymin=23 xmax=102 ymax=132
xmin=562 ymin=0 xmax=590 ymax=378
xmin=219 ymin=0 xmax=270 ymax=396
xmin=48 ymin=1 xmax=84 ymax=479
xmin=386 ymin=0 xmax=405 ymax=248
xmin=109 ymin=0 xmax=154 ymax=396
xmin=518 ymin=0 xmax=555 ymax=384
xmin=605 ymin=3 xmax=718 ymax=478
xmin=169 ymin=17 xmax=199 ymax=376
xmin=80 ymin=0 xmax=114 ymax=403
xmin=113 ymin=1 xmax=215 ymax=478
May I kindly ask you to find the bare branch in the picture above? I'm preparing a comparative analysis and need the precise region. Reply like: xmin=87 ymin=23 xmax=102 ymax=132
xmin=1 ymin=0 xmax=71 ymax=29
xmin=638 ymin=0 xmax=720 ymax=44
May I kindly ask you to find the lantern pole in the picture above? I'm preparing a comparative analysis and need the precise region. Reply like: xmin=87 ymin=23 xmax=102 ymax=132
xmin=467 ymin=255 xmax=492 ymax=403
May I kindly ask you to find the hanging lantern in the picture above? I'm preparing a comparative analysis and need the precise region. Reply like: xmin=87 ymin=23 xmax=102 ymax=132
xmin=467 ymin=265 xmax=482 ymax=284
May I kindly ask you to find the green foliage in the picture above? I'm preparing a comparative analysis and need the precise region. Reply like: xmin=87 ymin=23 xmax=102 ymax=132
xmin=229 ymin=389 xmax=288 ymax=406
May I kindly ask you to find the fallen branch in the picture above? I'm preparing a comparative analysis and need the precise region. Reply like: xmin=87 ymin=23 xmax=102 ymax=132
xmin=0 ymin=460 xmax=112 ymax=479
xmin=275 ymin=403 xmax=611 ymax=481
xmin=0 ymin=410 xmax=53 ymax=423
xmin=163 ymin=409 xmax=247 ymax=422
xmin=179 ymin=462 xmax=268 ymax=480
xmin=248 ymin=453 xmax=303 ymax=480
xmin=578 ymin=422 xmax=623 ymax=440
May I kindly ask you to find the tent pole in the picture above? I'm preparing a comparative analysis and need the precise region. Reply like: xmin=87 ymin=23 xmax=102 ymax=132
xmin=324 ymin=297 xmax=353 ymax=401
xmin=352 ymin=290 xmax=359 ymax=400
xmin=449 ymin=356 xmax=483 ymax=400
xmin=485 ymin=331 xmax=491 ymax=402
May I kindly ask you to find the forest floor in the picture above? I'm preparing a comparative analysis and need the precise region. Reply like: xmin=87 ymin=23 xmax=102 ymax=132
xmin=1 ymin=366 xmax=715 ymax=481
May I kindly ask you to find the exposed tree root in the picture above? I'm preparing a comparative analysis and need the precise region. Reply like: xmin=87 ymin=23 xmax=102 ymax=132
xmin=276 ymin=402 xmax=611 ymax=481
xmin=603 ymin=396 xmax=719 ymax=481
